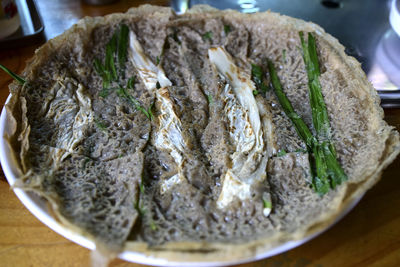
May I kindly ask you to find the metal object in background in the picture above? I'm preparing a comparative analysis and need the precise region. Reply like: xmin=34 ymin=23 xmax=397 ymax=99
xmin=83 ymin=0 xmax=118 ymax=5
xmin=172 ymin=0 xmax=400 ymax=107
xmin=0 ymin=0 xmax=44 ymax=49
xmin=171 ymin=0 xmax=189 ymax=14
xmin=0 ymin=0 xmax=20 ymax=39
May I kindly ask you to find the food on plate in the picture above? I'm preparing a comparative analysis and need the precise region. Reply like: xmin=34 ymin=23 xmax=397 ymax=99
xmin=3 ymin=4 xmax=400 ymax=263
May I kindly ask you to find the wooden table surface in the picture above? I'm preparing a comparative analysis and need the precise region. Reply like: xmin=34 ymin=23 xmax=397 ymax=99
xmin=1 ymin=0 xmax=400 ymax=266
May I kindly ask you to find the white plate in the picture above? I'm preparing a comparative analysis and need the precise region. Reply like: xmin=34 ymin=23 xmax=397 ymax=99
xmin=0 ymin=94 xmax=363 ymax=266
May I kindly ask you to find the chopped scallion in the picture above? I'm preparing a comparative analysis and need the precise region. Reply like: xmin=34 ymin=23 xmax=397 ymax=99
xmin=251 ymin=64 xmax=269 ymax=93
xmin=263 ymin=199 xmax=272 ymax=209
xmin=117 ymin=24 xmax=129 ymax=73
xmin=207 ymin=94 xmax=213 ymax=104
xmin=224 ymin=25 xmax=231 ymax=34
xmin=0 ymin=63 xmax=26 ymax=85
xmin=94 ymin=118 xmax=107 ymax=131
xmin=277 ymin=149 xmax=287 ymax=157
xmin=202 ymin=31 xmax=213 ymax=41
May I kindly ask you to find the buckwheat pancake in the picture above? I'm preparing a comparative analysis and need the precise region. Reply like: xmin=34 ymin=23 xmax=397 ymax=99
xmin=4 ymin=4 xmax=400 ymax=263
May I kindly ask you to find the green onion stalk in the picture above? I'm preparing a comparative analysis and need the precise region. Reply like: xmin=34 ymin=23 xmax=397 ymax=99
xmin=267 ymin=32 xmax=347 ymax=194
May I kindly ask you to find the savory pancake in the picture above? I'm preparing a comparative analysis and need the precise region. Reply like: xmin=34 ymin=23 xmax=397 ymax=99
xmin=4 ymin=4 xmax=400 ymax=263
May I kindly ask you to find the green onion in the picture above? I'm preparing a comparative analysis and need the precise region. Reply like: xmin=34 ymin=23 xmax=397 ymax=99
xmin=117 ymin=85 xmax=151 ymax=119
xmin=299 ymin=31 xmax=347 ymax=187
xmin=295 ymin=148 xmax=307 ymax=153
xmin=310 ymin=142 xmax=330 ymax=194
xmin=147 ymin=101 xmax=154 ymax=121
xmin=323 ymin=142 xmax=347 ymax=187
xmin=105 ymin=34 xmax=118 ymax=81
xmin=251 ymin=64 xmax=269 ymax=93
xmin=94 ymin=26 xmax=123 ymax=87
xmin=299 ymin=32 xmax=329 ymax=139
xmin=202 ymin=31 xmax=213 ymax=41
xmin=149 ymin=220 xmax=158 ymax=231
xmin=94 ymin=50 xmax=110 ymax=88
xmin=127 ymin=76 xmax=135 ymax=90
xmin=267 ymin=32 xmax=348 ymax=194
xmin=277 ymin=149 xmax=287 ymax=157
xmin=0 ymin=64 xmax=26 ymax=85
xmin=224 ymin=25 xmax=231 ymax=34
xmin=117 ymin=24 xmax=129 ymax=72
xmin=99 ymin=88 xmax=109 ymax=98
xmin=268 ymin=59 xmax=330 ymax=194
xmin=94 ymin=118 xmax=108 ymax=131
xmin=267 ymin=60 xmax=315 ymax=148
xmin=94 ymin=26 xmax=152 ymax=120
xmin=207 ymin=94 xmax=213 ymax=104
xmin=139 ymin=182 xmax=145 ymax=193
xmin=263 ymin=199 xmax=272 ymax=209
xmin=134 ymin=201 xmax=146 ymax=216
xmin=93 ymin=58 xmax=106 ymax=77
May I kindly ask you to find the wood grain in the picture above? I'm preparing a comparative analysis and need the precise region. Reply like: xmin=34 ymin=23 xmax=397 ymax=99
xmin=1 ymin=0 xmax=400 ymax=266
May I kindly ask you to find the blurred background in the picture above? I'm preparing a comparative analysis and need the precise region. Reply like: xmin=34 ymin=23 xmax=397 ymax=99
xmin=175 ymin=0 xmax=400 ymax=105
xmin=1 ymin=0 xmax=398 ymax=104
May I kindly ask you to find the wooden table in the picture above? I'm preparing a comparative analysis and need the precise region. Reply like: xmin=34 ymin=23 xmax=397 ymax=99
xmin=1 ymin=1 xmax=400 ymax=266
